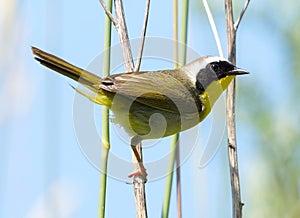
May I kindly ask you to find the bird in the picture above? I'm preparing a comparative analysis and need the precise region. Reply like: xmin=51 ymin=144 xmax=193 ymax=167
xmin=32 ymin=46 xmax=248 ymax=178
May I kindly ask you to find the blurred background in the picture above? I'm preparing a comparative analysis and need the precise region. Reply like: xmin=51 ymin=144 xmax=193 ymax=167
xmin=1 ymin=0 xmax=300 ymax=217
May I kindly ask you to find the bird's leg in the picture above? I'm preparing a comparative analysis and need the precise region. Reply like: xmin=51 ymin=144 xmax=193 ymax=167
xmin=128 ymin=136 xmax=148 ymax=180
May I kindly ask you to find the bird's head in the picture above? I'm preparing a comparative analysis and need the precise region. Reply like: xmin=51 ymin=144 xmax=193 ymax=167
xmin=183 ymin=56 xmax=248 ymax=92
xmin=182 ymin=56 xmax=249 ymax=119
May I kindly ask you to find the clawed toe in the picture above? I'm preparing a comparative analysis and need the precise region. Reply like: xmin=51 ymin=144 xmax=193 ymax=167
xmin=128 ymin=167 xmax=148 ymax=182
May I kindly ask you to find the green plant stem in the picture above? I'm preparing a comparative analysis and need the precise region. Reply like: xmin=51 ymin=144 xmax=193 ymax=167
xmin=179 ymin=0 xmax=189 ymax=65
xmin=161 ymin=1 xmax=178 ymax=217
xmin=162 ymin=0 xmax=189 ymax=217
xmin=98 ymin=0 xmax=113 ymax=217
xmin=173 ymin=0 xmax=179 ymax=68
xmin=162 ymin=134 xmax=178 ymax=218
xmin=162 ymin=0 xmax=178 ymax=215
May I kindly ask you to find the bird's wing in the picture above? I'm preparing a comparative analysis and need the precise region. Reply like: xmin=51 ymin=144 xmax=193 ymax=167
xmin=100 ymin=70 xmax=203 ymax=114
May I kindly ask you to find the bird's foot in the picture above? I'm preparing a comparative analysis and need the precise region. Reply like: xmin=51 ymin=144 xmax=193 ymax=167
xmin=128 ymin=166 xmax=148 ymax=182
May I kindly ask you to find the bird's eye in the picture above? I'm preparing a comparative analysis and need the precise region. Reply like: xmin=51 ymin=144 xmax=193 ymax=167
xmin=210 ymin=63 xmax=220 ymax=73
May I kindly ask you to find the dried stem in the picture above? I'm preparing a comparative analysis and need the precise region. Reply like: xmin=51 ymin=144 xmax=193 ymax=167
xmin=134 ymin=0 xmax=150 ymax=72
xmin=225 ymin=0 xmax=249 ymax=217
xmin=98 ymin=0 xmax=118 ymax=26
xmin=114 ymin=0 xmax=135 ymax=71
xmin=225 ymin=0 xmax=236 ymax=63
xmin=234 ymin=0 xmax=250 ymax=30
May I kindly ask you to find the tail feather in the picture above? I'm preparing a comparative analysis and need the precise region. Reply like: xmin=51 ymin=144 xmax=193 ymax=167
xmin=32 ymin=46 xmax=101 ymax=93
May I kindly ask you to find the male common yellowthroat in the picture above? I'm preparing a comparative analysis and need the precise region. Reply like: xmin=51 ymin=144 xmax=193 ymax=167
xmin=32 ymin=47 xmax=248 ymax=177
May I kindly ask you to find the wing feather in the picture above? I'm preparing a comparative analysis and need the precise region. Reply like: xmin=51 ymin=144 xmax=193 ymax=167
xmin=100 ymin=70 xmax=203 ymax=114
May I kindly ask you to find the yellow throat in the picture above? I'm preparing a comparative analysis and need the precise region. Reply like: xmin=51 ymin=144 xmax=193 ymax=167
xmin=199 ymin=75 xmax=235 ymax=121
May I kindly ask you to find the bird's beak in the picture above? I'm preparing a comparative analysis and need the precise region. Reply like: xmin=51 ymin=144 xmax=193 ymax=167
xmin=227 ymin=67 xmax=249 ymax=76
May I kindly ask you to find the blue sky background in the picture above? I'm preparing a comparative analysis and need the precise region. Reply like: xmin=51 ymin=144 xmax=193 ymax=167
xmin=1 ymin=0 xmax=297 ymax=217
